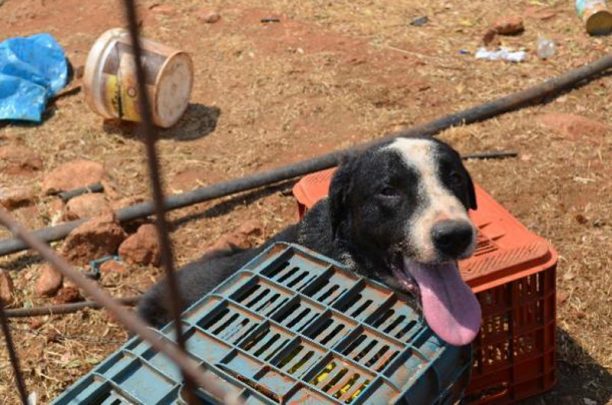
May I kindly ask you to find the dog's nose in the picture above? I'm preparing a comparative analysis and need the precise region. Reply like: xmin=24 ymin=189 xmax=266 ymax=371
xmin=431 ymin=220 xmax=474 ymax=258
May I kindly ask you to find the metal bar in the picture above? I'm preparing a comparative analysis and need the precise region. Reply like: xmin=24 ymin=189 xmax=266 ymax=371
xmin=57 ymin=182 xmax=104 ymax=202
xmin=461 ymin=150 xmax=518 ymax=160
xmin=4 ymin=296 xmax=140 ymax=318
xmin=0 ymin=301 xmax=29 ymax=404
xmin=0 ymin=54 xmax=610 ymax=257
xmin=121 ymin=0 xmax=194 ymax=400
xmin=0 ymin=207 xmax=241 ymax=404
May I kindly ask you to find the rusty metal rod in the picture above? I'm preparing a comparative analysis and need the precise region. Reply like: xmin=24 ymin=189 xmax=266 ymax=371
xmin=0 ymin=54 xmax=610 ymax=257
xmin=461 ymin=150 xmax=518 ymax=160
xmin=121 ymin=0 xmax=196 ymax=400
xmin=0 ymin=301 xmax=29 ymax=404
xmin=4 ymin=296 xmax=140 ymax=318
xmin=0 ymin=207 xmax=241 ymax=404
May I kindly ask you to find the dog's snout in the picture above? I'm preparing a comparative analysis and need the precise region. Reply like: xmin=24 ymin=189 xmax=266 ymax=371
xmin=431 ymin=220 xmax=474 ymax=258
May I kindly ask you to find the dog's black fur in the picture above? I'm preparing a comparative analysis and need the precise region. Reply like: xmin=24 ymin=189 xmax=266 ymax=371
xmin=138 ymin=137 xmax=477 ymax=328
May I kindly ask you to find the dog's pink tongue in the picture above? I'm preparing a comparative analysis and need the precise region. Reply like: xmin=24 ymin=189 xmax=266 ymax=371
xmin=406 ymin=260 xmax=481 ymax=346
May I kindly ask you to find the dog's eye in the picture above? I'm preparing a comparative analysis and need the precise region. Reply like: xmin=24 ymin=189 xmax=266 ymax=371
xmin=449 ymin=171 xmax=463 ymax=186
xmin=379 ymin=186 xmax=399 ymax=197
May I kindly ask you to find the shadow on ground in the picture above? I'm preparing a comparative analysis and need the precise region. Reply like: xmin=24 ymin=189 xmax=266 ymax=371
xmin=522 ymin=328 xmax=611 ymax=404
xmin=102 ymin=103 xmax=220 ymax=141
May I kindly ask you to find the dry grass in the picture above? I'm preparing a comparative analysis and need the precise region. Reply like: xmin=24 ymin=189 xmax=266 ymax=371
xmin=0 ymin=0 xmax=610 ymax=403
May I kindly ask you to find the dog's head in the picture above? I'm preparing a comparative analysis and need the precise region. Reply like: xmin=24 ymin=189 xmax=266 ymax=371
xmin=329 ymin=137 xmax=481 ymax=346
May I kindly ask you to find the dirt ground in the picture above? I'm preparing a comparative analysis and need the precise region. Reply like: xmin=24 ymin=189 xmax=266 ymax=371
xmin=0 ymin=0 xmax=610 ymax=403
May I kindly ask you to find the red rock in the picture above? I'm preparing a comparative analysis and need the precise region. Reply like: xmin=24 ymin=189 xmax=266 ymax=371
xmin=557 ymin=289 xmax=569 ymax=305
xmin=0 ymin=270 xmax=15 ymax=305
xmin=538 ymin=113 xmax=610 ymax=141
xmin=35 ymin=264 xmax=63 ymax=297
xmin=0 ymin=145 xmax=43 ymax=176
xmin=0 ymin=185 xmax=36 ymax=210
xmin=199 ymin=10 xmax=221 ymax=23
xmin=203 ymin=220 xmax=263 ymax=254
xmin=492 ymin=16 xmax=524 ymax=35
xmin=118 ymin=224 xmax=161 ymax=266
xmin=63 ymin=193 xmax=113 ymax=221
xmin=61 ymin=213 xmax=128 ymax=265
xmin=150 ymin=3 xmax=175 ymax=15
xmin=42 ymin=159 xmax=106 ymax=195
xmin=53 ymin=286 xmax=83 ymax=304
xmin=100 ymin=260 xmax=127 ymax=274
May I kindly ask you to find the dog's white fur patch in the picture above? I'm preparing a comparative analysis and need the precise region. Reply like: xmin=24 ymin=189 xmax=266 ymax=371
xmin=385 ymin=138 xmax=476 ymax=262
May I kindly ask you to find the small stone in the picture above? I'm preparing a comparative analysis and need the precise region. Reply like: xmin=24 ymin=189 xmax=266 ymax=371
xmin=100 ymin=260 xmax=127 ymax=274
xmin=0 ymin=270 xmax=15 ymax=305
xmin=492 ymin=16 xmax=524 ymax=35
xmin=63 ymin=193 xmax=113 ymax=221
xmin=53 ymin=286 xmax=82 ymax=304
xmin=575 ymin=214 xmax=588 ymax=225
xmin=61 ymin=213 xmax=128 ymax=265
xmin=538 ymin=113 xmax=610 ymax=141
xmin=0 ymin=145 xmax=43 ymax=176
xmin=0 ymin=186 xmax=36 ymax=210
xmin=42 ymin=159 xmax=106 ymax=195
xmin=557 ymin=289 xmax=569 ymax=305
xmin=118 ymin=224 xmax=161 ymax=266
xmin=29 ymin=319 xmax=44 ymax=330
xmin=150 ymin=3 xmax=175 ymax=15
xmin=202 ymin=220 xmax=263 ymax=254
xmin=199 ymin=10 xmax=221 ymax=23
xmin=35 ymin=265 xmax=63 ymax=297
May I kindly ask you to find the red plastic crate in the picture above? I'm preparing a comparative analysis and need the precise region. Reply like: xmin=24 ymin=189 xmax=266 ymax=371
xmin=292 ymin=168 xmax=558 ymax=404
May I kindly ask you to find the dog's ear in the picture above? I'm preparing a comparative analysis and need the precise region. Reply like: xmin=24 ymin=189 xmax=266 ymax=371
xmin=464 ymin=167 xmax=477 ymax=210
xmin=329 ymin=155 xmax=357 ymax=238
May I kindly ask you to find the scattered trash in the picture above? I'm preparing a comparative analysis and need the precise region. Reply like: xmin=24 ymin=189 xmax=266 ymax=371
xmin=83 ymin=28 xmax=193 ymax=128
xmin=458 ymin=49 xmax=471 ymax=55
xmin=576 ymin=0 xmax=612 ymax=35
xmin=536 ymin=37 xmax=556 ymax=59
xmin=475 ymin=47 xmax=527 ymax=62
xmin=260 ymin=17 xmax=281 ymax=23
xmin=410 ymin=16 xmax=429 ymax=26
xmin=0 ymin=33 xmax=68 ymax=122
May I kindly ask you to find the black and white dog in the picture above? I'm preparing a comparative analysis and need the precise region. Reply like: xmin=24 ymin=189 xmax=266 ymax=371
xmin=138 ymin=137 xmax=482 ymax=346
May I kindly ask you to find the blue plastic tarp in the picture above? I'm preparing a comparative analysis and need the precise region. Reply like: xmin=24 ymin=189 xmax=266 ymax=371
xmin=0 ymin=33 xmax=68 ymax=122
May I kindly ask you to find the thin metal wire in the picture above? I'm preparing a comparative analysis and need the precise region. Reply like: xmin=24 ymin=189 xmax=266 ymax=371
xmin=120 ymin=0 xmax=195 ymax=401
xmin=0 ymin=301 xmax=29 ymax=404
xmin=0 ymin=207 xmax=242 ymax=404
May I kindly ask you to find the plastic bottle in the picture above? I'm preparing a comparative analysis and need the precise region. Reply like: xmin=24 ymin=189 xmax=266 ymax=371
xmin=536 ymin=37 xmax=555 ymax=59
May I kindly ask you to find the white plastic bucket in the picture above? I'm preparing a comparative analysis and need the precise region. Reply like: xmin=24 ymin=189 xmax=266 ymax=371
xmin=83 ymin=28 xmax=194 ymax=128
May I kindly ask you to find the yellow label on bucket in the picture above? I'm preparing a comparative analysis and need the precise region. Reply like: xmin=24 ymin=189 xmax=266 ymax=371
xmin=103 ymin=73 xmax=141 ymax=122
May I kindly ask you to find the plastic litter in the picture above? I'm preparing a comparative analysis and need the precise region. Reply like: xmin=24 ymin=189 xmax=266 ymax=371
xmin=0 ymin=33 xmax=68 ymax=122
xmin=536 ymin=37 xmax=556 ymax=59
xmin=576 ymin=0 xmax=612 ymax=35
xmin=475 ymin=47 xmax=527 ymax=62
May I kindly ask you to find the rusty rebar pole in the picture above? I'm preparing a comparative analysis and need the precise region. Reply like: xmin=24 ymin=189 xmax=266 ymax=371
xmin=121 ymin=0 xmax=196 ymax=400
xmin=0 ymin=301 xmax=29 ymax=404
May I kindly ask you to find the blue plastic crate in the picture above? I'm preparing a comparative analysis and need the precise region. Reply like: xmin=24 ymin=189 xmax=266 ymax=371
xmin=53 ymin=243 xmax=471 ymax=404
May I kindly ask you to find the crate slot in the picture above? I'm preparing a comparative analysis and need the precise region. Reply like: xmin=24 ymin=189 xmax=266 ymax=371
xmin=303 ymin=268 xmax=358 ymax=306
xmin=259 ymin=252 xmax=328 ymax=292
xmin=334 ymin=281 xmax=394 ymax=322
xmin=309 ymin=358 xmax=373 ymax=403
xmin=367 ymin=298 xmax=421 ymax=342
xmin=198 ymin=303 xmax=261 ymax=345
xmin=339 ymin=329 xmax=402 ymax=372
xmin=231 ymin=278 xmax=293 ymax=317
xmin=274 ymin=339 xmax=325 ymax=378
xmin=240 ymin=323 xmax=293 ymax=363
xmin=271 ymin=297 xmax=323 ymax=332
xmin=303 ymin=312 xmax=356 ymax=348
